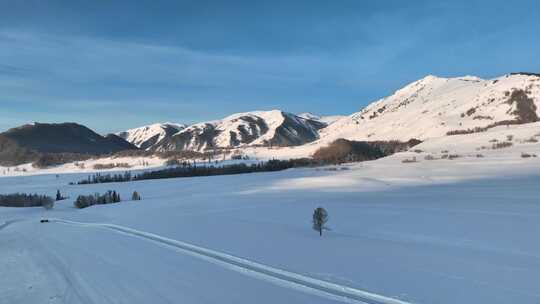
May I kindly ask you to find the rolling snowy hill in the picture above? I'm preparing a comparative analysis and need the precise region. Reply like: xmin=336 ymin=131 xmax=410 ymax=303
xmin=319 ymin=73 xmax=540 ymax=143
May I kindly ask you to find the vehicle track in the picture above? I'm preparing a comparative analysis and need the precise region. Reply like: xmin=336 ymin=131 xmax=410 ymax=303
xmin=0 ymin=219 xmax=22 ymax=231
xmin=50 ymin=218 xmax=413 ymax=304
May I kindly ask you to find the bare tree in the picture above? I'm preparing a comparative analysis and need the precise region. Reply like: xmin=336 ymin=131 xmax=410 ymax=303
xmin=312 ymin=207 xmax=328 ymax=236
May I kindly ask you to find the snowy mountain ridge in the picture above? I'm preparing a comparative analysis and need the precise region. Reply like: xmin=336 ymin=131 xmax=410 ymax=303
xmin=152 ymin=110 xmax=326 ymax=152
xmin=118 ymin=112 xmax=344 ymax=152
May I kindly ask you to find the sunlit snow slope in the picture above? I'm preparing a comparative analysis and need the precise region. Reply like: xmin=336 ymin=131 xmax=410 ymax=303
xmin=320 ymin=73 xmax=540 ymax=143
xmin=117 ymin=123 xmax=186 ymax=150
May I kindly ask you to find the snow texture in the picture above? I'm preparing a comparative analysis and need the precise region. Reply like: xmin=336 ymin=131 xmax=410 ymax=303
xmin=2 ymin=136 xmax=540 ymax=303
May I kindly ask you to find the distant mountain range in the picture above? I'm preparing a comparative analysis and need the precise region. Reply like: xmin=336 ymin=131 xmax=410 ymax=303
xmin=123 ymin=110 xmax=328 ymax=152
xmin=117 ymin=112 xmax=344 ymax=152
xmin=1 ymin=72 xmax=539 ymax=167
xmin=143 ymin=110 xmax=327 ymax=151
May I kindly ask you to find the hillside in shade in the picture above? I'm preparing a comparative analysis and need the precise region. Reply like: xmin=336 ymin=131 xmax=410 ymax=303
xmin=0 ymin=122 xmax=137 ymax=165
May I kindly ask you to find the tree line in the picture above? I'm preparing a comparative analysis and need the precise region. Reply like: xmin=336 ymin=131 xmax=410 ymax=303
xmin=74 ymin=190 xmax=122 ymax=209
xmin=312 ymin=138 xmax=421 ymax=164
xmin=73 ymin=159 xmax=315 ymax=185
xmin=73 ymin=171 xmax=133 ymax=185
xmin=0 ymin=193 xmax=54 ymax=208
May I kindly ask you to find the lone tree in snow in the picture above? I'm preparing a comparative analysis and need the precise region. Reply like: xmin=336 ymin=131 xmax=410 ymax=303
xmin=312 ymin=207 xmax=329 ymax=237
xmin=131 ymin=191 xmax=141 ymax=201
xmin=56 ymin=190 xmax=64 ymax=201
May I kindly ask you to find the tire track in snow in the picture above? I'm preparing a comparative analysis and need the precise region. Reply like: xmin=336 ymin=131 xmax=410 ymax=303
xmin=1 ymin=219 xmax=96 ymax=304
xmin=50 ymin=218 xmax=413 ymax=304
xmin=25 ymin=233 xmax=97 ymax=304
xmin=0 ymin=219 xmax=23 ymax=231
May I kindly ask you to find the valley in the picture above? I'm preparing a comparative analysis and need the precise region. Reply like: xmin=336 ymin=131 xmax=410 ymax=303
xmin=2 ymin=72 xmax=540 ymax=304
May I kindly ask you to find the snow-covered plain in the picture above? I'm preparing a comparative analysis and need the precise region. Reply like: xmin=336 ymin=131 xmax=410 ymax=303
xmin=0 ymin=156 xmax=166 ymax=177
xmin=2 ymin=135 xmax=540 ymax=304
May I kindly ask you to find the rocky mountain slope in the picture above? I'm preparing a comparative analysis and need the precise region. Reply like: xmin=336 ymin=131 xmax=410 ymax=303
xmin=152 ymin=110 xmax=326 ymax=152
xmin=319 ymin=73 xmax=540 ymax=143
xmin=117 ymin=123 xmax=186 ymax=150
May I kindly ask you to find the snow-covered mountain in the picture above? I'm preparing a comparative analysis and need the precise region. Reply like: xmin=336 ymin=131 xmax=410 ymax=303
xmin=153 ymin=110 xmax=326 ymax=152
xmin=3 ymin=73 xmax=538 ymax=165
xmin=319 ymin=73 xmax=540 ymax=143
xmin=118 ymin=73 xmax=540 ymax=154
xmin=117 ymin=123 xmax=186 ymax=150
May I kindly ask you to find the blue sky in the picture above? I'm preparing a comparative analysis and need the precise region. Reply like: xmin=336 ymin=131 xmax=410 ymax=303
xmin=1 ymin=0 xmax=539 ymax=133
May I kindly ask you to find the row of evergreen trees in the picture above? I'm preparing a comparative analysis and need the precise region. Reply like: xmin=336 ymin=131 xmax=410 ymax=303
xmin=0 ymin=190 xmax=139 ymax=210
xmin=73 ymin=158 xmax=316 ymax=185
xmin=74 ymin=171 xmax=133 ymax=185
xmin=0 ymin=193 xmax=54 ymax=208
xmin=132 ymin=159 xmax=314 ymax=180
xmin=74 ymin=190 xmax=122 ymax=209
xmin=0 ymin=190 xmax=65 ymax=209
xmin=73 ymin=190 xmax=142 ymax=209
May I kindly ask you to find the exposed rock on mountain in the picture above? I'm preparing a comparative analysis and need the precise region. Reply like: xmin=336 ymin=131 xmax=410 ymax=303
xmin=153 ymin=110 xmax=325 ymax=152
